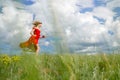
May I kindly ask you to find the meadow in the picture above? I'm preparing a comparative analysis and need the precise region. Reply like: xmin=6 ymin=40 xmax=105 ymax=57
xmin=0 ymin=52 xmax=120 ymax=80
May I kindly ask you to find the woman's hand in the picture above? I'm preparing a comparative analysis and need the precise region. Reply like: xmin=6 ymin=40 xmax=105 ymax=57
xmin=41 ymin=35 xmax=45 ymax=38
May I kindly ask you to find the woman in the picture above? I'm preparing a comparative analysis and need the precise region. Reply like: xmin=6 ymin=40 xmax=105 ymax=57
xmin=19 ymin=21 xmax=45 ymax=55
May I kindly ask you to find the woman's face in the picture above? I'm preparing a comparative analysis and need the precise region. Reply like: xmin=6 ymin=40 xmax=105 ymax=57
xmin=37 ymin=24 xmax=42 ymax=28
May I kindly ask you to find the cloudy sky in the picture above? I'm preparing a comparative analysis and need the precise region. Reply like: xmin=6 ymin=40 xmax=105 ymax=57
xmin=0 ymin=0 xmax=120 ymax=54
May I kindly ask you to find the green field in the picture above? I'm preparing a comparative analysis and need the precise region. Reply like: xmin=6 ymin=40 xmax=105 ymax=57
xmin=0 ymin=53 xmax=120 ymax=80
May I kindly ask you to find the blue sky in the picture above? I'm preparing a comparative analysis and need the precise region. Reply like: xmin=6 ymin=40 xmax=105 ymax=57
xmin=16 ymin=0 xmax=35 ymax=5
xmin=0 ymin=0 xmax=120 ymax=54
xmin=93 ymin=0 xmax=106 ymax=7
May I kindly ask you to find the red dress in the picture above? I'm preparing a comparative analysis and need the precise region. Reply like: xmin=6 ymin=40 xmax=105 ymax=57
xmin=29 ymin=27 xmax=40 ymax=45
xmin=19 ymin=27 xmax=41 ymax=51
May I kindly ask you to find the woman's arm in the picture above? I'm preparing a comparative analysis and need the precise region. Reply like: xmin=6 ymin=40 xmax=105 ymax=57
xmin=30 ymin=27 xmax=35 ymax=36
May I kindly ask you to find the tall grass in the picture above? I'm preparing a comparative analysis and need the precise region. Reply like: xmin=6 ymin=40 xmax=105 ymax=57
xmin=0 ymin=53 xmax=120 ymax=80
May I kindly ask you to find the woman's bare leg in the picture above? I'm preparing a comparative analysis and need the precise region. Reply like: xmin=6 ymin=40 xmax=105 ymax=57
xmin=35 ymin=44 xmax=40 ymax=55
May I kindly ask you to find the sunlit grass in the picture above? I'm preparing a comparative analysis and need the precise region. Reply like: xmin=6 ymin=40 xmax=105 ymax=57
xmin=0 ymin=53 xmax=120 ymax=80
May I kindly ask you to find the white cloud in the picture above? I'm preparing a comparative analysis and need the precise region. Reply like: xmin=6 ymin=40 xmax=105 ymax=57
xmin=93 ymin=6 xmax=115 ymax=19
xmin=76 ymin=0 xmax=94 ymax=8
xmin=0 ymin=2 xmax=33 ymax=51
xmin=106 ymin=0 xmax=120 ymax=9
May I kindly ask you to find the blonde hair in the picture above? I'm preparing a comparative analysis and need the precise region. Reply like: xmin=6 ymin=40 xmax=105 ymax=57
xmin=32 ymin=21 xmax=42 ymax=26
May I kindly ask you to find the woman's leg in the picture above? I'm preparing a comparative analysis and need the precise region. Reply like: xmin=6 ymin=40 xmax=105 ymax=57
xmin=35 ymin=44 xmax=40 ymax=55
